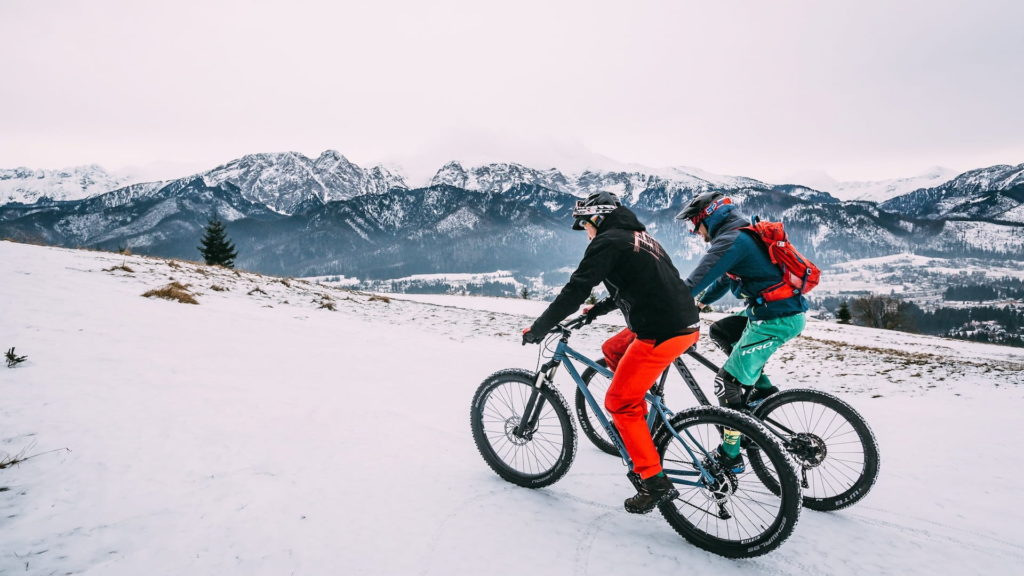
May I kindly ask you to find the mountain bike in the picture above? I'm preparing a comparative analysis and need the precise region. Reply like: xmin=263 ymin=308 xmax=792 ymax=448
xmin=470 ymin=316 xmax=802 ymax=558
xmin=574 ymin=343 xmax=880 ymax=512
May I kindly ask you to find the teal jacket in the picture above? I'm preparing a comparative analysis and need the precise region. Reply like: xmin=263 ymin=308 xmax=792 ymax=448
xmin=683 ymin=204 xmax=808 ymax=320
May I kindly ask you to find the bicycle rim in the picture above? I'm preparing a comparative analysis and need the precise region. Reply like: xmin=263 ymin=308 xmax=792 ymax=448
xmin=656 ymin=406 xmax=801 ymax=558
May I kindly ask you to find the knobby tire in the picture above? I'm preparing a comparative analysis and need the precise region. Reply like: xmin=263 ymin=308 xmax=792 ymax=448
xmin=470 ymin=368 xmax=577 ymax=488
xmin=653 ymin=406 xmax=802 ymax=558
xmin=748 ymin=388 xmax=880 ymax=511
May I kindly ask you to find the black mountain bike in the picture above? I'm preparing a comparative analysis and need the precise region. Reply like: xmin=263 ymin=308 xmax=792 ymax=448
xmin=470 ymin=316 xmax=802 ymax=558
xmin=575 ymin=345 xmax=879 ymax=512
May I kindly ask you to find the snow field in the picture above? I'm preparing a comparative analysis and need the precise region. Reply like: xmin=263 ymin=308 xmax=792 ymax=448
xmin=2 ymin=240 xmax=1023 ymax=575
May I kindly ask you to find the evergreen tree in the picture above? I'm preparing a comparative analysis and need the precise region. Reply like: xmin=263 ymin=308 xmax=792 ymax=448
xmin=198 ymin=218 xmax=238 ymax=268
xmin=836 ymin=301 xmax=852 ymax=324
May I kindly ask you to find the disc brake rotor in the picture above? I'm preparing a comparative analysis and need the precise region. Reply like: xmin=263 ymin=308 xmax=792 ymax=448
xmin=504 ymin=417 xmax=532 ymax=445
xmin=789 ymin=433 xmax=828 ymax=468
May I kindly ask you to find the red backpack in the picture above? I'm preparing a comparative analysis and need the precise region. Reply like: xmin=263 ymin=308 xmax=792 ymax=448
xmin=739 ymin=218 xmax=821 ymax=303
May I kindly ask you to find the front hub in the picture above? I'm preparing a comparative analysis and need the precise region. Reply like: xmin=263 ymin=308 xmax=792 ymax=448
xmin=506 ymin=417 xmax=533 ymax=444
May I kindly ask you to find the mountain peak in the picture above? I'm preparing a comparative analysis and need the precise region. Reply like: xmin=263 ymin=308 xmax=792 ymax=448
xmin=431 ymin=161 xmax=470 ymax=189
xmin=316 ymin=149 xmax=350 ymax=164
xmin=439 ymin=160 xmax=466 ymax=171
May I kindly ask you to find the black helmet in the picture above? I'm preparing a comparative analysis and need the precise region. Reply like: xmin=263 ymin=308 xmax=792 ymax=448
xmin=675 ymin=191 xmax=731 ymax=231
xmin=572 ymin=191 xmax=621 ymax=230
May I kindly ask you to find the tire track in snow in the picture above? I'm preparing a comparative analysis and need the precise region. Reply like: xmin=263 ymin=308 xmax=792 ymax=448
xmin=416 ymin=485 xmax=515 ymax=576
xmin=844 ymin=509 xmax=1024 ymax=560
xmin=572 ymin=510 xmax=616 ymax=576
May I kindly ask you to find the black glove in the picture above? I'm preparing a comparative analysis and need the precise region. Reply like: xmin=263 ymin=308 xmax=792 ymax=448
xmin=581 ymin=306 xmax=597 ymax=325
xmin=583 ymin=297 xmax=614 ymax=325
xmin=521 ymin=328 xmax=543 ymax=345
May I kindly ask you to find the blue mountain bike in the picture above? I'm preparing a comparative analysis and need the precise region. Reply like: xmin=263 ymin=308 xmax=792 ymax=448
xmin=470 ymin=316 xmax=802 ymax=558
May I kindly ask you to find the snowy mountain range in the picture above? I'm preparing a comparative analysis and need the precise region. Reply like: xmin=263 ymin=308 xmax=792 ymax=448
xmin=0 ymin=151 xmax=945 ymax=210
xmin=0 ymin=151 xmax=409 ymax=214
xmin=784 ymin=167 xmax=958 ymax=203
xmin=879 ymin=164 xmax=1024 ymax=221
xmin=201 ymin=150 xmax=409 ymax=214
xmin=1 ymin=151 xmax=1022 ymax=280
xmin=0 ymin=165 xmax=130 ymax=205
xmin=428 ymin=161 xmax=768 ymax=206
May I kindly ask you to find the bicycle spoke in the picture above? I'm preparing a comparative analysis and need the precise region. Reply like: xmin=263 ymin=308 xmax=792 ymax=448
xmin=659 ymin=416 xmax=791 ymax=546
xmin=753 ymin=392 xmax=877 ymax=509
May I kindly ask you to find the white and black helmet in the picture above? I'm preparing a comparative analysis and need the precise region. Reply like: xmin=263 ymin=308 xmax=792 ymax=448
xmin=572 ymin=191 xmax=621 ymax=230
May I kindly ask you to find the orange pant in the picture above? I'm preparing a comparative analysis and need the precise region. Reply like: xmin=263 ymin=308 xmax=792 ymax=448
xmin=601 ymin=328 xmax=637 ymax=371
xmin=604 ymin=330 xmax=699 ymax=479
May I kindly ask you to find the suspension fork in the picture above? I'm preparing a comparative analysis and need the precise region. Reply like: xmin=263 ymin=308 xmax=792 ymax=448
xmin=514 ymin=359 xmax=561 ymax=438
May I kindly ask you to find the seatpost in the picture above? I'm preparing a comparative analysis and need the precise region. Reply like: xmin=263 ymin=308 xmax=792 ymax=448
xmin=651 ymin=366 xmax=670 ymax=397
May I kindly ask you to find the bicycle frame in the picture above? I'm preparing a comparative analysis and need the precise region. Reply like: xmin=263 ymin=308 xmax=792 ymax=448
xmin=671 ymin=350 xmax=717 ymax=406
xmin=672 ymin=348 xmax=805 ymax=440
xmin=524 ymin=324 xmax=715 ymax=487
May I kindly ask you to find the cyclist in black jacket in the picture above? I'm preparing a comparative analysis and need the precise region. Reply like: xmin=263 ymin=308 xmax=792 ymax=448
xmin=522 ymin=191 xmax=700 ymax=514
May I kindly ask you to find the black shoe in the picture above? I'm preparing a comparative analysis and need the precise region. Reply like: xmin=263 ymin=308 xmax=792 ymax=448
xmin=707 ymin=445 xmax=746 ymax=474
xmin=624 ymin=473 xmax=679 ymax=514
xmin=745 ymin=386 xmax=779 ymax=408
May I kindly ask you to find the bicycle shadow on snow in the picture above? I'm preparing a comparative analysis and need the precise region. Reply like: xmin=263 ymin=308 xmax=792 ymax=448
xmin=416 ymin=472 xmax=774 ymax=576
xmin=416 ymin=466 xmax=1024 ymax=576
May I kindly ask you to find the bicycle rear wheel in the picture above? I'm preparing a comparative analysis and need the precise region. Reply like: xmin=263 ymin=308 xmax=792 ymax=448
xmin=654 ymin=406 xmax=802 ymax=558
xmin=575 ymin=359 xmax=620 ymax=456
xmin=470 ymin=368 xmax=577 ymax=488
xmin=748 ymin=388 xmax=880 ymax=511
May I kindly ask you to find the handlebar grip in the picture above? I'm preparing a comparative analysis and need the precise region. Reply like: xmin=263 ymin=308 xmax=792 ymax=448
xmin=563 ymin=315 xmax=587 ymax=329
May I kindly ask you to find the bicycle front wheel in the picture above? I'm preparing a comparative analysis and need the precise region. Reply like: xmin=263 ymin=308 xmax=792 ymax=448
xmin=470 ymin=368 xmax=577 ymax=488
xmin=748 ymin=388 xmax=880 ymax=511
xmin=654 ymin=406 xmax=802 ymax=558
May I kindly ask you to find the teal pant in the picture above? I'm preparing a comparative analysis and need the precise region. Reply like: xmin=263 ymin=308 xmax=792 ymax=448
xmin=722 ymin=313 xmax=806 ymax=387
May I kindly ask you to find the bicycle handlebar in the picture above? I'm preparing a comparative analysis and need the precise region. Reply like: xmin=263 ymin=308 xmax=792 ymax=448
xmin=555 ymin=314 xmax=588 ymax=332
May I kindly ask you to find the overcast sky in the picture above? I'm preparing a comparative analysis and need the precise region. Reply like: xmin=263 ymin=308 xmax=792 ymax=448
xmin=1 ymin=0 xmax=1021 ymax=184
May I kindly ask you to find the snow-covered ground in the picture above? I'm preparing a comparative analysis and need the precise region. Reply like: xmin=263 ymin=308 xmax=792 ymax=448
xmin=2 ymin=240 xmax=1023 ymax=575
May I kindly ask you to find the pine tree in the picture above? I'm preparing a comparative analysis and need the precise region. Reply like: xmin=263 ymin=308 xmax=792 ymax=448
xmin=198 ymin=218 xmax=238 ymax=268
xmin=836 ymin=301 xmax=852 ymax=324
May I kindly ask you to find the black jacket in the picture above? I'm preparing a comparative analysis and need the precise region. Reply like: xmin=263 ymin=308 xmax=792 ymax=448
xmin=530 ymin=206 xmax=700 ymax=342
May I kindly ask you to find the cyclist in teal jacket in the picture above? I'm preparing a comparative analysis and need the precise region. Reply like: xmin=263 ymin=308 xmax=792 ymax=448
xmin=677 ymin=192 xmax=808 ymax=471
